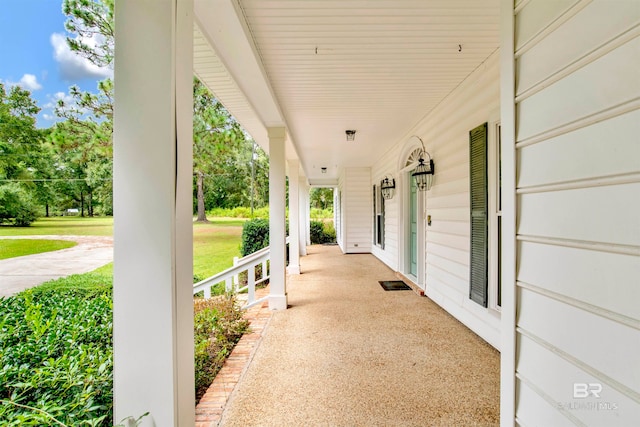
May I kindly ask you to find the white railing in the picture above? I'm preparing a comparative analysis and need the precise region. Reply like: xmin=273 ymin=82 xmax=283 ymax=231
xmin=193 ymin=237 xmax=288 ymax=310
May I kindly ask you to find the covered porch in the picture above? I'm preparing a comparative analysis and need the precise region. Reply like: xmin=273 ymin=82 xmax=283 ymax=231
xmin=197 ymin=245 xmax=500 ymax=426
xmin=112 ymin=0 xmax=640 ymax=425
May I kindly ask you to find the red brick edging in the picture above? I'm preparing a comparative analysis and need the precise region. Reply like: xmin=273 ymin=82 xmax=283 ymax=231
xmin=195 ymin=288 xmax=272 ymax=426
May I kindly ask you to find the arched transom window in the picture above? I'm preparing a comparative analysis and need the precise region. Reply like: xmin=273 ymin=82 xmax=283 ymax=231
xmin=405 ymin=148 xmax=423 ymax=168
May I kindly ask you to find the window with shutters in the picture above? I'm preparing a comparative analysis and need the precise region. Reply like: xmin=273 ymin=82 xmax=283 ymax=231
xmin=469 ymin=123 xmax=488 ymax=307
xmin=373 ymin=184 xmax=385 ymax=248
xmin=470 ymin=120 xmax=502 ymax=309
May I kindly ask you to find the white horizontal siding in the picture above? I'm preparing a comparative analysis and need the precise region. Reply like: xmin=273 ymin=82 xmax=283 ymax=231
xmin=518 ymin=288 xmax=640 ymax=398
xmin=518 ymin=109 xmax=640 ymax=189
xmin=513 ymin=1 xmax=640 ymax=424
xmin=517 ymin=333 xmax=640 ymax=426
xmin=342 ymin=168 xmax=372 ymax=253
xmin=516 ymin=1 xmax=640 ymax=99
xmin=518 ymin=183 xmax=640 ymax=247
xmin=516 ymin=36 xmax=640 ymax=143
xmin=518 ymin=240 xmax=640 ymax=324
xmin=371 ymin=49 xmax=501 ymax=349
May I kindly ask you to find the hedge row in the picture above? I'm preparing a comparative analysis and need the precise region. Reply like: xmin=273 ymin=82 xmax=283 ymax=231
xmin=1 ymin=273 xmax=250 ymax=424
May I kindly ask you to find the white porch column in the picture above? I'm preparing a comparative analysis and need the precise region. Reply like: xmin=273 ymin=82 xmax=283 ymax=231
xmin=268 ymin=127 xmax=288 ymax=309
xmin=306 ymin=188 xmax=311 ymax=246
xmin=287 ymin=159 xmax=301 ymax=274
xmin=113 ymin=0 xmax=194 ymax=425
xmin=299 ymin=178 xmax=309 ymax=256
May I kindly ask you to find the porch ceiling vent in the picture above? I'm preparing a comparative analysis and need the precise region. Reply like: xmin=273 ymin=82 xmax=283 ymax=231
xmin=411 ymin=136 xmax=435 ymax=191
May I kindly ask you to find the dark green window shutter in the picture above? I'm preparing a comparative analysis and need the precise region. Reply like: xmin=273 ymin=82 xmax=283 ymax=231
xmin=469 ymin=123 xmax=488 ymax=307
xmin=379 ymin=181 xmax=385 ymax=249
xmin=372 ymin=185 xmax=377 ymax=245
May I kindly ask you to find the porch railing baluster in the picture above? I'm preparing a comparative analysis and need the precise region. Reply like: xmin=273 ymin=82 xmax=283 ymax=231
xmin=193 ymin=237 xmax=289 ymax=310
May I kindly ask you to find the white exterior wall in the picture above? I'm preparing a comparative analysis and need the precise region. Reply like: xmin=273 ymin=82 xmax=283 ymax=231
xmin=507 ymin=1 xmax=640 ymax=425
xmin=371 ymin=51 xmax=502 ymax=349
xmin=338 ymin=167 xmax=372 ymax=254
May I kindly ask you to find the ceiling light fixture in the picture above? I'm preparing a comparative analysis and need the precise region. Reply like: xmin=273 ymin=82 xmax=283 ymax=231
xmin=345 ymin=130 xmax=356 ymax=141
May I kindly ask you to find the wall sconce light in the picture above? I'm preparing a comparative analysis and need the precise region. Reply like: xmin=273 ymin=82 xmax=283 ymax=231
xmin=380 ymin=175 xmax=396 ymax=200
xmin=345 ymin=130 xmax=356 ymax=141
xmin=411 ymin=136 xmax=435 ymax=191
xmin=321 ymin=167 xmax=327 ymax=174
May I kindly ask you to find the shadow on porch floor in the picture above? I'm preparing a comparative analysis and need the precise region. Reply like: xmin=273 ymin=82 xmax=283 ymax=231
xmin=204 ymin=244 xmax=500 ymax=426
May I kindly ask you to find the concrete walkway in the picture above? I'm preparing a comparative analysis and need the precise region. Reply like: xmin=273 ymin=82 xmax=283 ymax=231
xmin=214 ymin=245 xmax=500 ymax=427
xmin=0 ymin=235 xmax=113 ymax=297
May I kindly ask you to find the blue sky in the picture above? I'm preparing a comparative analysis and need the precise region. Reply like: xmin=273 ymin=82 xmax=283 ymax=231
xmin=0 ymin=0 xmax=111 ymax=127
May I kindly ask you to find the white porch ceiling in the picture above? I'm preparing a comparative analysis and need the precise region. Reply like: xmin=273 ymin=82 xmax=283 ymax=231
xmin=194 ymin=0 xmax=500 ymax=185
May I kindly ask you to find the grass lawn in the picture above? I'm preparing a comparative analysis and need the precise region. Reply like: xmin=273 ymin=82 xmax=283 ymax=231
xmin=193 ymin=219 xmax=245 ymax=279
xmin=0 ymin=216 xmax=249 ymax=423
xmin=0 ymin=216 xmax=114 ymax=236
xmin=86 ymin=219 xmax=245 ymax=280
xmin=0 ymin=239 xmax=77 ymax=260
xmin=0 ymin=216 xmax=246 ymax=281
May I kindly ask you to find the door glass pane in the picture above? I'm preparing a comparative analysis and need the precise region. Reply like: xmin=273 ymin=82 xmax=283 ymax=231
xmin=410 ymin=171 xmax=418 ymax=276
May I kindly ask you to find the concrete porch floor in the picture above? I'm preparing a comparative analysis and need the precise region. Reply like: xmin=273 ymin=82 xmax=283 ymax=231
xmin=213 ymin=244 xmax=500 ymax=426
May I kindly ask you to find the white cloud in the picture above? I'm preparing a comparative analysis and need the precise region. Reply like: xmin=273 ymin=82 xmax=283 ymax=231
xmin=18 ymin=74 xmax=42 ymax=91
xmin=42 ymin=113 xmax=55 ymax=121
xmin=0 ymin=74 xmax=42 ymax=91
xmin=51 ymin=32 xmax=113 ymax=81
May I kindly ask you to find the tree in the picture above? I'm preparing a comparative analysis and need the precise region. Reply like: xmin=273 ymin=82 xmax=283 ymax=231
xmin=0 ymin=83 xmax=47 ymax=225
xmin=193 ymin=78 xmax=248 ymax=221
xmin=310 ymin=187 xmax=334 ymax=211
xmin=62 ymin=0 xmax=114 ymax=68
xmin=60 ymin=0 xmax=268 ymax=219
xmin=55 ymin=0 xmax=114 ymax=216
xmin=51 ymin=83 xmax=113 ymax=216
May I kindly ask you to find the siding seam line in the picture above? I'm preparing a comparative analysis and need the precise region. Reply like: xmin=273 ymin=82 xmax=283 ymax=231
xmin=516 ymin=328 xmax=640 ymax=404
xmin=514 ymin=0 xmax=592 ymax=58
xmin=515 ymin=372 xmax=588 ymax=427
xmin=427 ymin=229 xmax=471 ymax=238
xmin=427 ymin=252 xmax=469 ymax=267
xmin=517 ymin=280 xmax=640 ymax=331
xmin=513 ymin=0 xmax=533 ymax=15
xmin=428 ymin=242 xmax=467 ymax=256
xmin=517 ymin=172 xmax=640 ymax=194
xmin=429 ymin=264 xmax=468 ymax=285
xmin=516 ymin=23 xmax=640 ymax=102
xmin=516 ymin=234 xmax=640 ymax=257
xmin=515 ymin=97 xmax=640 ymax=148
xmin=426 ymin=239 xmax=469 ymax=253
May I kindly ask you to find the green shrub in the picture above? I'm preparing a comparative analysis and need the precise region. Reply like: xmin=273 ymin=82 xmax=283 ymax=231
xmin=0 ymin=184 xmax=38 ymax=226
xmin=207 ymin=206 xmax=269 ymax=219
xmin=241 ymin=218 xmax=270 ymax=256
xmin=194 ymin=297 xmax=249 ymax=402
xmin=310 ymin=221 xmax=324 ymax=243
xmin=0 ymin=288 xmax=113 ymax=425
xmin=310 ymin=220 xmax=336 ymax=244
xmin=323 ymin=221 xmax=337 ymax=241
xmin=0 ymin=270 xmax=251 ymax=423
xmin=310 ymin=208 xmax=333 ymax=220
